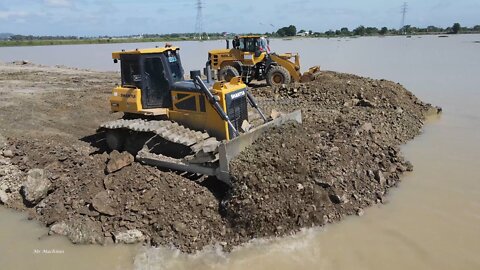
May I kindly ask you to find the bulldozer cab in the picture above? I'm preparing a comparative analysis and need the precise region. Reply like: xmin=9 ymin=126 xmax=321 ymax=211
xmin=114 ymin=47 xmax=184 ymax=109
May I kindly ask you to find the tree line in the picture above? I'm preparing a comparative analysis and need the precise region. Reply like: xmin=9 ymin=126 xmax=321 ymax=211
xmin=3 ymin=33 xmax=228 ymax=41
xmin=274 ymin=23 xmax=480 ymax=37
xmin=3 ymin=23 xmax=479 ymax=42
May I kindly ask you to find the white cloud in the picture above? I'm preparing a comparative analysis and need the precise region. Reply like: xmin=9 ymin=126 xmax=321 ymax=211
xmin=44 ymin=0 xmax=72 ymax=7
xmin=0 ymin=11 xmax=29 ymax=20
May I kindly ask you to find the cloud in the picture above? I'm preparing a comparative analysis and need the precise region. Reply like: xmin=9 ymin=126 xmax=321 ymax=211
xmin=0 ymin=11 xmax=29 ymax=20
xmin=43 ymin=0 xmax=72 ymax=7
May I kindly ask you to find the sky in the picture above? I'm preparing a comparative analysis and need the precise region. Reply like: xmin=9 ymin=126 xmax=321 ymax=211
xmin=0 ymin=0 xmax=478 ymax=36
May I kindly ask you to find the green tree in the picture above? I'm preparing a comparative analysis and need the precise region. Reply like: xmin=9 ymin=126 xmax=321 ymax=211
xmin=340 ymin=27 xmax=350 ymax=35
xmin=379 ymin=27 xmax=388 ymax=35
xmin=353 ymin=26 xmax=365 ymax=36
xmin=365 ymin=27 xmax=379 ymax=35
xmin=276 ymin=25 xmax=297 ymax=37
xmin=452 ymin=23 xmax=461 ymax=34
xmin=325 ymin=30 xmax=335 ymax=36
xmin=402 ymin=25 xmax=412 ymax=34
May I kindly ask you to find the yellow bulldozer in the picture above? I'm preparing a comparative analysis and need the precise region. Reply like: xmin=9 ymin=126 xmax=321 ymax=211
xmin=208 ymin=35 xmax=320 ymax=86
xmin=98 ymin=45 xmax=301 ymax=185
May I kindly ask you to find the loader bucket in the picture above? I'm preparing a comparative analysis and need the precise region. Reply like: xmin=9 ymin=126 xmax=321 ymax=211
xmin=300 ymin=66 xmax=321 ymax=82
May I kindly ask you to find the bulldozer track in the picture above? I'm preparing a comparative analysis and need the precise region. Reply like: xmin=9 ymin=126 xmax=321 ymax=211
xmin=100 ymin=119 xmax=220 ymax=154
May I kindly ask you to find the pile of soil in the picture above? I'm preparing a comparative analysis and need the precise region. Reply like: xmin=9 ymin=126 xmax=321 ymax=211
xmin=0 ymin=63 xmax=439 ymax=253
xmin=225 ymin=72 xmax=439 ymax=241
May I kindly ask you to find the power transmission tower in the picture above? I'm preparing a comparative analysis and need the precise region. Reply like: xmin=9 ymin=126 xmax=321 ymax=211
xmin=194 ymin=0 xmax=208 ymax=40
xmin=401 ymin=2 xmax=408 ymax=35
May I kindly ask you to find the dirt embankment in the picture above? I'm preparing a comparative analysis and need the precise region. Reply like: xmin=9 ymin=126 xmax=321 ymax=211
xmin=0 ymin=62 xmax=439 ymax=253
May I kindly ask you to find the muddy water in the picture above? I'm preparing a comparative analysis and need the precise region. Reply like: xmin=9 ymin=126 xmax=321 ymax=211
xmin=0 ymin=207 xmax=137 ymax=269
xmin=1 ymin=34 xmax=480 ymax=269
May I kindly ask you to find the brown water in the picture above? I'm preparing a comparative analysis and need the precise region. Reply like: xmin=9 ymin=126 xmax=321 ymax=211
xmin=1 ymin=34 xmax=479 ymax=269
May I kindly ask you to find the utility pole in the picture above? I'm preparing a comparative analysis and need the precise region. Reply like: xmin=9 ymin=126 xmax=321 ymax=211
xmin=401 ymin=2 xmax=408 ymax=35
xmin=194 ymin=0 xmax=208 ymax=40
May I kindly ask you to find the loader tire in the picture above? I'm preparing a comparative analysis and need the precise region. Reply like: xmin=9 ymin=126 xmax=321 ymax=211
xmin=219 ymin=65 xmax=240 ymax=82
xmin=266 ymin=65 xmax=291 ymax=86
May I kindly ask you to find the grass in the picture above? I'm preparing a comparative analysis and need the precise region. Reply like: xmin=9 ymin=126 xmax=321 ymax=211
xmin=0 ymin=37 xmax=223 ymax=47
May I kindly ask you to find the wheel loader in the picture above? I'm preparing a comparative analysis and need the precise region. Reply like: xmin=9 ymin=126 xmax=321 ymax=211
xmin=98 ymin=45 xmax=302 ymax=185
xmin=208 ymin=35 xmax=321 ymax=86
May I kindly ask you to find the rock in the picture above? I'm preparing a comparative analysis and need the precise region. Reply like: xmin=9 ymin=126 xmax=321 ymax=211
xmin=357 ymin=99 xmax=376 ymax=107
xmin=356 ymin=208 xmax=364 ymax=216
xmin=105 ymin=151 xmax=134 ymax=173
xmin=113 ymin=229 xmax=145 ymax=244
xmin=329 ymin=191 xmax=348 ymax=204
xmin=67 ymin=218 xmax=104 ymax=244
xmin=405 ymin=161 xmax=414 ymax=171
xmin=0 ymin=189 xmax=8 ymax=204
xmin=22 ymin=169 xmax=52 ymax=205
xmin=374 ymin=170 xmax=386 ymax=186
xmin=241 ymin=120 xmax=251 ymax=132
xmin=397 ymin=163 xmax=407 ymax=172
xmin=360 ymin=122 xmax=374 ymax=133
xmin=0 ymin=135 xmax=6 ymax=150
xmin=270 ymin=109 xmax=281 ymax=119
xmin=50 ymin=219 xmax=103 ymax=244
xmin=314 ymin=178 xmax=333 ymax=188
xmin=2 ymin=149 xmax=14 ymax=158
xmin=296 ymin=183 xmax=304 ymax=191
xmin=92 ymin=191 xmax=116 ymax=216
xmin=103 ymin=176 xmax=115 ymax=190
xmin=172 ymin=222 xmax=187 ymax=234
xmin=49 ymin=222 xmax=69 ymax=236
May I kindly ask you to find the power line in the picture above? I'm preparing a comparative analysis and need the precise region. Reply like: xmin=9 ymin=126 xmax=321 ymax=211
xmin=401 ymin=2 xmax=408 ymax=34
xmin=194 ymin=0 xmax=208 ymax=40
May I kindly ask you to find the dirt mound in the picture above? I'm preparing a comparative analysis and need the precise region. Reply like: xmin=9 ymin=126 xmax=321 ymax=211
xmin=223 ymin=72 xmax=437 ymax=240
xmin=3 ymin=137 xmax=228 ymax=251
xmin=0 ymin=63 xmax=439 ymax=253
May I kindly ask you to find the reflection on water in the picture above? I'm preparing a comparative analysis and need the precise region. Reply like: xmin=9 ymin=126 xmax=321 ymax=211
xmin=1 ymin=34 xmax=480 ymax=270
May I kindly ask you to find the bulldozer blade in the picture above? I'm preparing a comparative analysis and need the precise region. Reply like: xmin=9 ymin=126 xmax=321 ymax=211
xmin=135 ymin=110 xmax=302 ymax=186
xmin=300 ymin=66 xmax=321 ymax=82
xmin=216 ymin=109 xmax=302 ymax=183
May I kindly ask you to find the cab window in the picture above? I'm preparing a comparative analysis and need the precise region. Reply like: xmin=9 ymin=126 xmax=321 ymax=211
xmin=165 ymin=50 xmax=184 ymax=82
xmin=120 ymin=57 xmax=142 ymax=88
xmin=242 ymin=38 xmax=258 ymax=52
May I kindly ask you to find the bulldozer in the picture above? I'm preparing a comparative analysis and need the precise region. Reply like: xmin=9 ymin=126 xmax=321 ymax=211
xmin=98 ymin=45 xmax=302 ymax=185
xmin=208 ymin=35 xmax=321 ymax=86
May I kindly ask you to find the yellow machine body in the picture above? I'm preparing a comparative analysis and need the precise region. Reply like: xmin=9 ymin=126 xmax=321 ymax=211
xmin=101 ymin=45 xmax=303 ymax=184
xmin=109 ymin=46 xmax=248 ymax=141
xmin=168 ymin=77 xmax=246 ymax=141
xmin=209 ymin=35 xmax=320 ymax=85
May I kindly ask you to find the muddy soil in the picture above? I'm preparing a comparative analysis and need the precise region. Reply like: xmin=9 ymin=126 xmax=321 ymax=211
xmin=0 ymin=62 xmax=439 ymax=253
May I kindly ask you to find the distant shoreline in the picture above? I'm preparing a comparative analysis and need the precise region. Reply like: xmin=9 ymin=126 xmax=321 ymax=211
xmin=0 ymin=37 xmax=221 ymax=48
xmin=1 ymin=32 xmax=479 ymax=47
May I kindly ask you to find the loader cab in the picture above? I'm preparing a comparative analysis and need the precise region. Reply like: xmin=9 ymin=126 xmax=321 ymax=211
xmin=234 ymin=35 xmax=268 ymax=59
xmin=113 ymin=47 xmax=184 ymax=110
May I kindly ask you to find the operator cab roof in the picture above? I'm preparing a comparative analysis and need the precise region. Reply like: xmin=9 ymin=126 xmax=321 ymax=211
xmin=112 ymin=46 xmax=180 ymax=59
